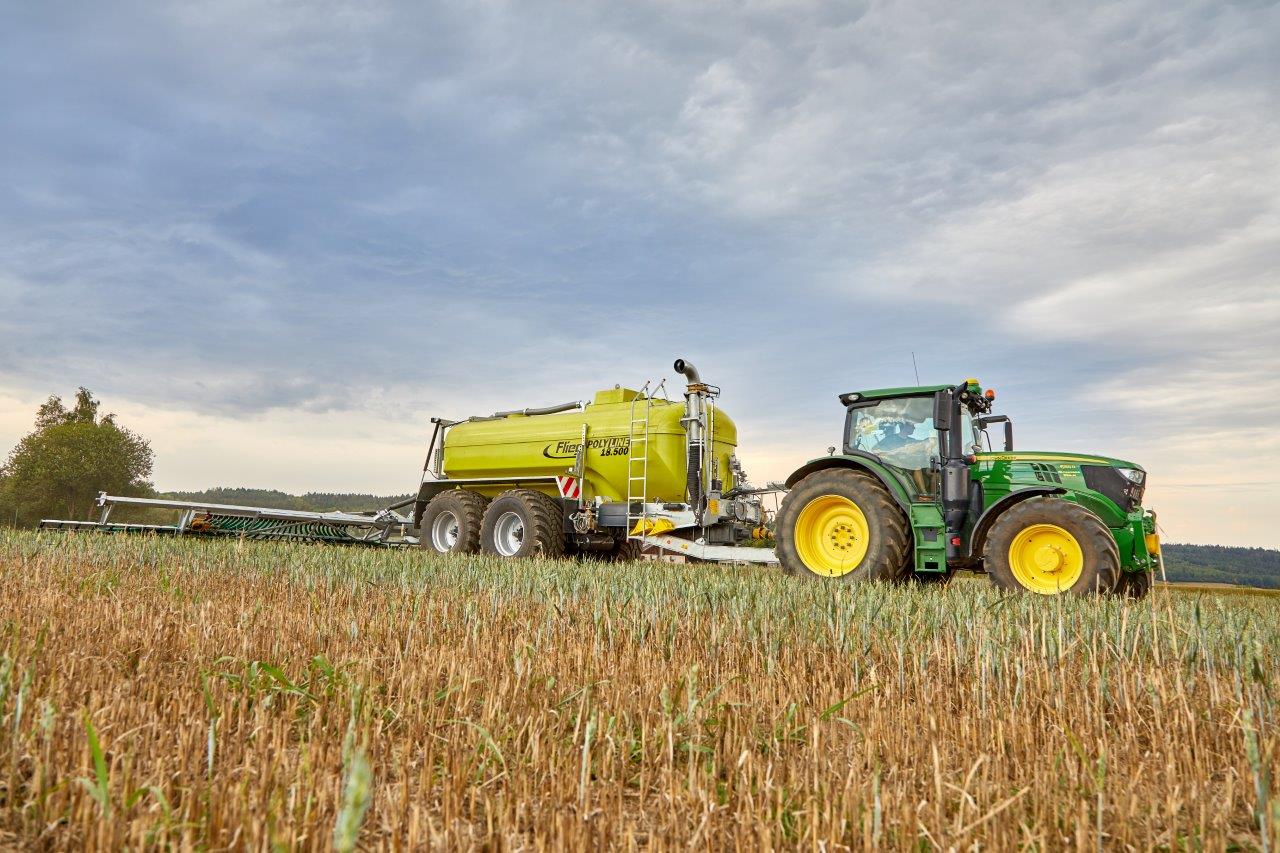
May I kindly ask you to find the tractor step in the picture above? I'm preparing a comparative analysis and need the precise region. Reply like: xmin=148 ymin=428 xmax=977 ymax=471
xmin=909 ymin=504 xmax=948 ymax=573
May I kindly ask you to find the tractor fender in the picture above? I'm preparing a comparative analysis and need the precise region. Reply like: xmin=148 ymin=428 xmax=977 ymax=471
xmin=969 ymin=487 xmax=1066 ymax=557
xmin=784 ymin=455 xmax=912 ymax=512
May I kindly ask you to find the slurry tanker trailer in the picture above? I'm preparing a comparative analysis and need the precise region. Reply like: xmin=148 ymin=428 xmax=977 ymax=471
xmin=44 ymin=358 xmax=1162 ymax=597
xmin=412 ymin=359 xmax=771 ymax=563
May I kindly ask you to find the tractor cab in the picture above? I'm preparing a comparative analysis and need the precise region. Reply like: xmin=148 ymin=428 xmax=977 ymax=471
xmin=837 ymin=380 xmax=1001 ymax=499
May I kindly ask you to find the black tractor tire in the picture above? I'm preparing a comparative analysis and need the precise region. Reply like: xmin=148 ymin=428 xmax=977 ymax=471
xmin=480 ymin=489 xmax=567 ymax=559
xmin=775 ymin=468 xmax=911 ymax=583
xmin=984 ymin=497 xmax=1120 ymax=596
xmin=1117 ymin=569 xmax=1154 ymax=600
xmin=419 ymin=490 xmax=488 ymax=555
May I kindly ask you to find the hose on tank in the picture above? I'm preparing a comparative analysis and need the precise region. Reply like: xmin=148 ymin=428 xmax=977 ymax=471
xmin=491 ymin=401 xmax=582 ymax=418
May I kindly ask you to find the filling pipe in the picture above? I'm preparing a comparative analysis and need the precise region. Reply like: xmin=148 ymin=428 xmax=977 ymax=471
xmin=674 ymin=359 xmax=706 ymax=516
xmin=673 ymin=358 xmax=702 ymax=384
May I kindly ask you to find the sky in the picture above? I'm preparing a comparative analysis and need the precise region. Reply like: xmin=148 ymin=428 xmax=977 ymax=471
xmin=1 ymin=1 xmax=1277 ymax=547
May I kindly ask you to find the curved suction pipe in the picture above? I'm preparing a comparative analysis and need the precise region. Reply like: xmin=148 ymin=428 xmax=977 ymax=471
xmin=673 ymin=358 xmax=702 ymax=385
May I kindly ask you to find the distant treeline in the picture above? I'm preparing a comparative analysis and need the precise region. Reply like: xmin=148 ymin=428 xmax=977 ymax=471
xmin=1160 ymin=543 xmax=1280 ymax=589
xmin=162 ymin=487 xmax=413 ymax=514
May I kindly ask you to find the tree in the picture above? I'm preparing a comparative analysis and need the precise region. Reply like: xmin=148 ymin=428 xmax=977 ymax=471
xmin=0 ymin=388 xmax=154 ymax=526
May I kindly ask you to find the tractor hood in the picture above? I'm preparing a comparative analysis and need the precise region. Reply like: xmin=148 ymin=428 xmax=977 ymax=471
xmin=973 ymin=451 xmax=1144 ymax=471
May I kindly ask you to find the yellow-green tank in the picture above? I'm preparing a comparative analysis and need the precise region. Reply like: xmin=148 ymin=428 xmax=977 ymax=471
xmin=442 ymin=387 xmax=738 ymax=502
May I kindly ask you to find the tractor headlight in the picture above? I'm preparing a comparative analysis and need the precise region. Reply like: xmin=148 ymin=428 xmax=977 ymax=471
xmin=1116 ymin=467 xmax=1145 ymax=485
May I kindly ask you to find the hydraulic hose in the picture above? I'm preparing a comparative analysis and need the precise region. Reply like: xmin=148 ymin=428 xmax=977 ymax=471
xmin=493 ymin=401 xmax=582 ymax=417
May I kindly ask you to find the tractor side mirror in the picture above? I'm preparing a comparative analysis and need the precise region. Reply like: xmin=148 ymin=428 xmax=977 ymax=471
xmin=978 ymin=415 xmax=1014 ymax=452
xmin=933 ymin=391 xmax=952 ymax=430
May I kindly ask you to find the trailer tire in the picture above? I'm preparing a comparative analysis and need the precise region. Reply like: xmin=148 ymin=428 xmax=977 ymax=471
xmin=775 ymin=468 xmax=910 ymax=583
xmin=419 ymin=490 xmax=488 ymax=555
xmin=984 ymin=497 xmax=1120 ymax=596
xmin=481 ymin=489 xmax=566 ymax=559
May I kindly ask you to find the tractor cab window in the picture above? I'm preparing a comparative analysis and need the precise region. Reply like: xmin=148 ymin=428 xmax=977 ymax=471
xmin=962 ymin=411 xmax=982 ymax=454
xmin=846 ymin=396 xmax=938 ymax=473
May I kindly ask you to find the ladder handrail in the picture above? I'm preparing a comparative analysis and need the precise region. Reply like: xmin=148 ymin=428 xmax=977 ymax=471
xmin=626 ymin=381 xmax=654 ymax=537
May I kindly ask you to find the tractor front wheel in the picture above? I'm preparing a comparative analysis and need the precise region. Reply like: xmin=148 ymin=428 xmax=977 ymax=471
xmin=775 ymin=468 xmax=910 ymax=582
xmin=984 ymin=497 xmax=1120 ymax=596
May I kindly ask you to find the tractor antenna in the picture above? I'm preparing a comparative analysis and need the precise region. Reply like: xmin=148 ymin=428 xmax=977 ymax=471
xmin=911 ymin=351 xmax=921 ymax=385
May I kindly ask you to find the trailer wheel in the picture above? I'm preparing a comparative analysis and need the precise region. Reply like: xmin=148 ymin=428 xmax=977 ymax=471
xmin=481 ymin=489 xmax=566 ymax=559
xmin=984 ymin=497 xmax=1120 ymax=596
xmin=419 ymin=490 xmax=488 ymax=555
xmin=775 ymin=468 xmax=910 ymax=582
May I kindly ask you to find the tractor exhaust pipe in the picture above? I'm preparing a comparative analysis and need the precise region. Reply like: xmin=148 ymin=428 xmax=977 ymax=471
xmin=937 ymin=384 xmax=975 ymax=559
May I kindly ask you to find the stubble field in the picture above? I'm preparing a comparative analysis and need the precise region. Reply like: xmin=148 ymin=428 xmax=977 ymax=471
xmin=0 ymin=530 xmax=1277 ymax=850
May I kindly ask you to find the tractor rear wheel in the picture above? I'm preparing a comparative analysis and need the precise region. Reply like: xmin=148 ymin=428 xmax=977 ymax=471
xmin=775 ymin=468 xmax=910 ymax=582
xmin=480 ymin=489 xmax=566 ymax=559
xmin=419 ymin=490 xmax=488 ymax=555
xmin=984 ymin=497 xmax=1120 ymax=596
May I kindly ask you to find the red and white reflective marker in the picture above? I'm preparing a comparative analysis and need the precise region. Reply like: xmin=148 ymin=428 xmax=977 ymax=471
xmin=556 ymin=476 xmax=581 ymax=500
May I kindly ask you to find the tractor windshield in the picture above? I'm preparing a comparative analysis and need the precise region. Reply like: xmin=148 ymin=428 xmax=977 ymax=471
xmin=847 ymin=396 xmax=938 ymax=474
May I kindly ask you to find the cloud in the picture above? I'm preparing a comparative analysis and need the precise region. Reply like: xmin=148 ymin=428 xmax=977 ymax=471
xmin=1 ymin=1 xmax=1277 ymax=544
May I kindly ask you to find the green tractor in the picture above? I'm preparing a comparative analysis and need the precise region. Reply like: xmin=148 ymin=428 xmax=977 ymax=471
xmin=775 ymin=379 xmax=1161 ymax=597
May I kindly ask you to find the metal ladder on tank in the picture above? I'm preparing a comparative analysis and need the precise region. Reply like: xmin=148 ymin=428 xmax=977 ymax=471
xmin=626 ymin=381 xmax=653 ymax=539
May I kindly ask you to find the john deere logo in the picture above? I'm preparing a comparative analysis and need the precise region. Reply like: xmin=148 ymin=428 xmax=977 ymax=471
xmin=542 ymin=437 xmax=631 ymax=459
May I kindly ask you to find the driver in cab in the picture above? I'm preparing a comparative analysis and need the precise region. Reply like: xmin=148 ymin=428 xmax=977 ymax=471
xmin=876 ymin=419 xmax=934 ymax=473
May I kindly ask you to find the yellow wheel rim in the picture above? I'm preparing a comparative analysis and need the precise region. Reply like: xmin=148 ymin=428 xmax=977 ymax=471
xmin=1008 ymin=523 xmax=1084 ymax=594
xmin=794 ymin=495 xmax=870 ymax=577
